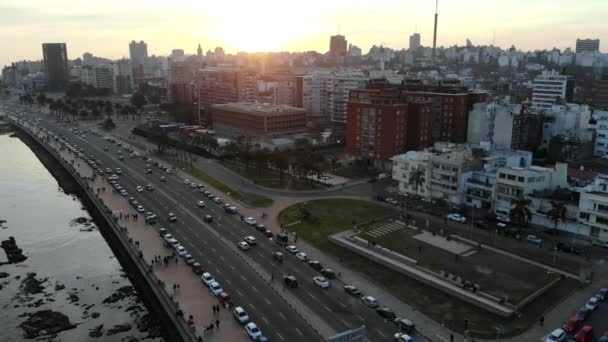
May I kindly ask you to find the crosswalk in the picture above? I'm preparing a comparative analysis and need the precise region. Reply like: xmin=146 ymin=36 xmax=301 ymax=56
xmin=366 ymin=220 xmax=406 ymax=238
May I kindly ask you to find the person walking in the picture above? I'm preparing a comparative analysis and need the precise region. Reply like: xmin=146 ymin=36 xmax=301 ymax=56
xmin=215 ymin=319 xmax=219 ymax=329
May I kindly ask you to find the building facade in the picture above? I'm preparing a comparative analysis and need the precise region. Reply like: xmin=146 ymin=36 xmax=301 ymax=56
xmin=467 ymin=99 xmax=515 ymax=149
xmin=578 ymin=175 xmax=608 ymax=241
xmin=575 ymin=39 xmax=600 ymax=53
xmin=113 ymin=59 xmax=134 ymax=95
xmin=530 ymin=70 xmax=574 ymax=113
xmin=42 ymin=43 xmax=69 ymax=91
xmin=129 ymin=40 xmax=148 ymax=69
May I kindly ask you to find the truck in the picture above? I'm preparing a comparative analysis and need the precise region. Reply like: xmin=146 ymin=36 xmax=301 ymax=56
xmin=275 ymin=232 xmax=289 ymax=247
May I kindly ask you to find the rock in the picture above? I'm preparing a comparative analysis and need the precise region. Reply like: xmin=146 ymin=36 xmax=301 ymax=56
xmin=102 ymin=286 xmax=134 ymax=304
xmin=0 ymin=272 xmax=9 ymax=278
xmin=91 ymin=312 xmax=100 ymax=319
xmin=20 ymin=273 xmax=46 ymax=294
xmin=106 ymin=323 xmax=131 ymax=336
xmin=19 ymin=310 xmax=76 ymax=338
xmin=89 ymin=324 xmax=104 ymax=338
xmin=67 ymin=293 xmax=79 ymax=303
xmin=54 ymin=283 xmax=65 ymax=291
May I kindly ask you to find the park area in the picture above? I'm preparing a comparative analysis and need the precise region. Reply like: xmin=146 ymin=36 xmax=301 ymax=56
xmin=278 ymin=199 xmax=580 ymax=338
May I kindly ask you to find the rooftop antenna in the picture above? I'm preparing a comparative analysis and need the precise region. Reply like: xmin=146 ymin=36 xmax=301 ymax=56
xmin=432 ymin=0 xmax=439 ymax=60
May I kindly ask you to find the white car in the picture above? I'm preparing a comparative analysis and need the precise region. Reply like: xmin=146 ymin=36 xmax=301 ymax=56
xmin=394 ymin=333 xmax=414 ymax=342
xmin=168 ymin=238 xmax=180 ymax=249
xmin=586 ymin=297 xmax=599 ymax=311
xmin=163 ymin=234 xmax=174 ymax=243
xmin=244 ymin=217 xmax=257 ymax=225
xmin=295 ymin=252 xmax=309 ymax=262
xmin=136 ymin=186 xmax=144 ymax=193
xmin=233 ymin=306 xmax=249 ymax=324
xmin=201 ymin=272 xmax=215 ymax=287
xmin=244 ymin=236 xmax=257 ymax=245
xmin=120 ymin=189 xmax=128 ymax=196
xmin=213 ymin=197 xmax=222 ymax=204
xmin=361 ymin=295 xmax=379 ymax=308
xmin=447 ymin=213 xmax=466 ymax=223
xmin=136 ymin=205 xmax=145 ymax=213
xmin=197 ymin=200 xmax=206 ymax=208
xmin=238 ymin=241 xmax=250 ymax=250
xmin=166 ymin=168 xmax=173 ymax=174
xmin=209 ymin=281 xmax=223 ymax=296
xmin=245 ymin=322 xmax=262 ymax=340
xmin=184 ymin=179 xmax=191 ymax=185
xmin=544 ymin=328 xmax=566 ymax=342
xmin=189 ymin=182 xmax=198 ymax=189
xmin=176 ymin=245 xmax=188 ymax=256
xmin=115 ymin=168 xmax=122 ymax=174
xmin=168 ymin=212 xmax=177 ymax=222
xmin=286 ymin=245 xmax=299 ymax=254
xmin=313 ymin=276 xmax=330 ymax=289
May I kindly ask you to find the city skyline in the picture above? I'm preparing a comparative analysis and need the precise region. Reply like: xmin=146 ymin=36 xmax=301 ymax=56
xmin=1 ymin=0 xmax=607 ymax=67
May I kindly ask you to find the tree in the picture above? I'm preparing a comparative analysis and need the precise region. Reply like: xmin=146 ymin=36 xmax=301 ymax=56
xmin=271 ymin=151 xmax=290 ymax=184
xmin=253 ymin=149 xmax=269 ymax=177
xmin=408 ymin=166 xmax=426 ymax=198
xmin=547 ymin=201 xmax=567 ymax=234
xmin=510 ymin=196 xmax=532 ymax=228
xmin=130 ymin=92 xmax=147 ymax=109
xmin=36 ymin=93 xmax=47 ymax=106
xmin=101 ymin=118 xmax=116 ymax=130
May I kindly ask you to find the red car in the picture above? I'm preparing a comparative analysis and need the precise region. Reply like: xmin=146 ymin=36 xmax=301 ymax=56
xmin=575 ymin=326 xmax=593 ymax=342
xmin=263 ymin=229 xmax=274 ymax=238
xmin=218 ymin=292 xmax=233 ymax=309
xmin=563 ymin=316 xmax=583 ymax=333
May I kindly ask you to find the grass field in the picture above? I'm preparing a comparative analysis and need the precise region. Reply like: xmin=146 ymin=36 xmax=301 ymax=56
xmin=278 ymin=199 xmax=579 ymax=338
xmin=221 ymin=161 xmax=324 ymax=190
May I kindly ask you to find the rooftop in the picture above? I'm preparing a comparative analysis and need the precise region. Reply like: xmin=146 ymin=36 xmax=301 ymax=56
xmin=211 ymin=102 xmax=307 ymax=116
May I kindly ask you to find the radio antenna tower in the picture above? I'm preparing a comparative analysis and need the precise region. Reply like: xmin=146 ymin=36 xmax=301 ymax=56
xmin=432 ymin=0 xmax=439 ymax=60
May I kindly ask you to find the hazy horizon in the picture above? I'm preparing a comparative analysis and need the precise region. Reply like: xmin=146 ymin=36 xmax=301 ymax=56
xmin=1 ymin=0 xmax=607 ymax=67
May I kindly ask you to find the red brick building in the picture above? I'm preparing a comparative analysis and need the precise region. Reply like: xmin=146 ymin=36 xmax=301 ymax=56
xmin=346 ymin=79 xmax=488 ymax=160
xmin=211 ymin=102 xmax=307 ymax=138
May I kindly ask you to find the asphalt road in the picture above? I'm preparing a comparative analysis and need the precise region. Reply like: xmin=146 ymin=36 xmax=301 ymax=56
xmin=5 ymin=104 xmax=430 ymax=342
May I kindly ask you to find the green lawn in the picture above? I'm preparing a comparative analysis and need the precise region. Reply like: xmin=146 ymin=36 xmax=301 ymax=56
xmin=331 ymin=166 xmax=377 ymax=180
xmin=278 ymin=199 xmax=579 ymax=338
xmin=221 ymin=161 xmax=324 ymax=190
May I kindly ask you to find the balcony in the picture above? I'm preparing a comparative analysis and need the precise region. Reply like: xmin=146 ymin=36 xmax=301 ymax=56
xmin=466 ymin=178 xmax=493 ymax=188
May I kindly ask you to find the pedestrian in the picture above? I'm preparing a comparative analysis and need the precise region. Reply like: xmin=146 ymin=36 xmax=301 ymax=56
xmin=212 ymin=306 xmax=216 ymax=315
xmin=175 ymin=257 xmax=178 ymax=264
xmin=177 ymin=284 xmax=180 ymax=292
xmin=173 ymin=284 xmax=176 ymax=293
xmin=209 ymin=324 xmax=214 ymax=334
xmin=198 ymin=336 xmax=203 ymax=342
xmin=539 ymin=316 xmax=544 ymax=326
xmin=215 ymin=319 xmax=219 ymax=329
xmin=449 ymin=333 xmax=454 ymax=342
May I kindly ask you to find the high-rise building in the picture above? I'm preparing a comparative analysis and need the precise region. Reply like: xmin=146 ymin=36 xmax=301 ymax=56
xmin=113 ymin=59 xmax=134 ymax=95
xmin=171 ymin=49 xmax=185 ymax=59
xmin=329 ymin=35 xmax=347 ymax=62
xmin=1 ymin=65 xmax=17 ymax=87
xmin=409 ymin=33 xmax=421 ymax=51
xmin=94 ymin=66 xmax=114 ymax=90
xmin=42 ymin=43 xmax=69 ymax=91
xmin=591 ymin=76 xmax=608 ymax=110
xmin=530 ymin=70 xmax=574 ymax=113
xmin=129 ymin=40 xmax=148 ymax=67
xmin=576 ymin=39 xmax=600 ymax=53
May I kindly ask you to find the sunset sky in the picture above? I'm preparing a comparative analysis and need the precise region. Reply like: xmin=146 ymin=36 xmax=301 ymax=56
xmin=0 ymin=0 xmax=606 ymax=67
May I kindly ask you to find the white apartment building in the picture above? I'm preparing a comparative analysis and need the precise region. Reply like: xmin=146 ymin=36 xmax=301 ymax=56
xmin=539 ymin=103 xmax=591 ymax=149
xmin=578 ymin=175 xmax=608 ymax=241
xmin=94 ymin=66 xmax=114 ymax=91
xmin=593 ymin=110 xmax=608 ymax=156
xmin=467 ymin=99 xmax=516 ymax=149
xmin=112 ymin=59 xmax=134 ymax=95
xmin=302 ymin=72 xmax=367 ymax=123
xmin=494 ymin=163 xmax=568 ymax=220
xmin=530 ymin=70 xmax=572 ymax=113
xmin=392 ymin=150 xmax=431 ymax=199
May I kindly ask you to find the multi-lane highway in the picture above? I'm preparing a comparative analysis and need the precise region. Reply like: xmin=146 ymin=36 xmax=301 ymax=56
xmin=4 ymin=103 xmax=426 ymax=342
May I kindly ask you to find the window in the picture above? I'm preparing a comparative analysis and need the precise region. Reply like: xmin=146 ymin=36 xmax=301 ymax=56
xmin=507 ymin=175 xmax=516 ymax=181
xmin=596 ymin=216 xmax=608 ymax=225
xmin=499 ymin=173 xmax=506 ymax=179
xmin=580 ymin=212 xmax=590 ymax=220
xmin=517 ymin=176 xmax=524 ymax=182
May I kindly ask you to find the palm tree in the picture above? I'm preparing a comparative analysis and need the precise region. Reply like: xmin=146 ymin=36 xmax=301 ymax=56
xmin=271 ymin=150 xmax=290 ymax=184
xmin=408 ymin=166 xmax=426 ymax=198
xmin=510 ymin=196 xmax=532 ymax=228
xmin=548 ymin=201 xmax=567 ymax=234
xmin=104 ymin=105 xmax=113 ymax=119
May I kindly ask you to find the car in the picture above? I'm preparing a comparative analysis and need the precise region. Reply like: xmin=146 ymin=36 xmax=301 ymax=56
xmin=286 ymin=245 xmax=299 ymax=254
xmin=447 ymin=213 xmax=466 ymax=223
xmin=497 ymin=222 xmax=508 ymax=229
xmin=146 ymin=184 xmax=154 ymax=191
xmin=475 ymin=220 xmax=488 ymax=229
xmin=203 ymin=191 xmax=211 ymax=197
xmin=201 ymin=272 xmax=215 ymax=287
xmin=218 ymin=292 xmax=234 ymax=309
xmin=238 ymin=241 xmax=250 ymax=250
xmin=166 ymin=168 xmax=173 ymax=174
xmin=184 ymin=254 xmax=195 ymax=265
xmin=224 ymin=205 xmax=237 ymax=214
xmin=575 ymin=307 xmax=590 ymax=320
xmin=527 ymin=235 xmax=543 ymax=245
xmin=308 ymin=260 xmax=323 ymax=271
xmin=146 ymin=168 xmax=152 ymax=174
xmin=343 ymin=285 xmax=362 ymax=297
xmin=556 ymin=242 xmax=582 ymax=255
xmin=563 ymin=316 xmax=583 ymax=333
xmin=184 ymin=179 xmax=191 ymax=185
xmin=204 ymin=215 xmax=213 ymax=223
xmin=272 ymin=251 xmax=284 ymax=263
xmin=176 ymin=245 xmax=188 ymax=256
xmin=192 ymin=262 xmax=204 ymax=274
xmin=159 ymin=228 xmax=168 ymax=236
xmin=105 ymin=168 xmax=112 ymax=173
xmin=600 ymin=336 xmax=608 ymax=342
xmin=209 ymin=281 xmax=223 ymax=296
xmin=115 ymin=168 xmax=122 ymax=174
xmin=393 ymin=333 xmax=414 ymax=342
xmin=103 ymin=146 xmax=109 ymax=151
xmin=233 ymin=306 xmax=249 ymax=324
xmin=244 ymin=236 xmax=257 ymax=245
xmin=313 ymin=276 xmax=329 ymax=288
xmin=321 ymin=268 xmax=336 ymax=279
xmin=136 ymin=205 xmax=145 ymax=213
xmin=574 ymin=326 xmax=593 ymax=342
xmin=263 ymin=230 xmax=274 ymax=238
xmin=120 ymin=189 xmax=128 ymax=196
xmin=544 ymin=328 xmax=566 ymax=342
xmin=244 ymin=217 xmax=257 ymax=225
xmin=160 ymin=176 xmax=167 ymax=182
xmin=163 ymin=233 xmax=174 ymax=243
xmin=245 ymin=322 xmax=262 ymax=340
xmin=393 ymin=318 xmax=415 ymax=334
xmin=361 ymin=295 xmax=379 ymax=308
xmin=197 ymin=200 xmax=206 ymax=208
xmin=586 ymin=297 xmax=599 ymax=310
xmin=255 ymin=224 xmax=266 ymax=232
xmin=168 ymin=212 xmax=177 ymax=222
xmin=189 ymin=182 xmax=198 ymax=189
xmin=284 ymin=275 xmax=298 ymax=288
xmin=295 ymin=252 xmax=309 ymax=262
xmin=596 ymin=288 xmax=608 ymax=300
xmin=136 ymin=186 xmax=144 ymax=193
xmin=376 ymin=306 xmax=396 ymax=319
xmin=168 ymin=238 xmax=180 ymax=249
xmin=385 ymin=198 xmax=399 ymax=205
xmin=213 ymin=197 xmax=222 ymax=205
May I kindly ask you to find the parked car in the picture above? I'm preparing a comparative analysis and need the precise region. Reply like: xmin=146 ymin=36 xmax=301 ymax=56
xmin=295 ymin=252 xmax=309 ymax=262
xmin=343 ymin=285 xmax=362 ymax=297
xmin=526 ymin=235 xmax=543 ymax=245
xmin=284 ymin=275 xmax=298 ymax=288
xmin=201 ymin=272 xmax=215 ymax=287
xmin=238 ymin=241 xmax=250 ymax=250
xmin=393 ymin=318 xmax=415 ymax=334
xmin=586 ymin=297 xmax=599 ymax=310
xmin=563 ymin=316 xmax=583 ymax=333
xmin=308 ymin=260 xmax=323 ymax=270
xmin=184 ymin=254 xmax=195 ymax=265
xmin=394 ymin=333 xmax=414 ymax=342
xmin=168 ymin=212 xmax=177 ymax=222
xmin=376 ymin=307 xmax=396 ymax=319
xmin=574 ymin=326 xmax=593 ymax=342
xmin=245 ymin=322 xmax=262 ymax=340
xmin=556 ymin=242 xmax=582 ymax=255
xmin=263 ymin=230 xmax=274 ymax=238
xmin=233 ymin=306 xmax=249 ymax=324
xmin=160 ymin=176 xmax=166 ymax=182
xmin=197 ymin=200 xmax=206 ymax=208
xmin=544 ymin=328 xmax=566 ymax=342
xmin=592 ymin=240 xmax=608 ymax=249
xmin=176 ymin=245 xmax=187 ymax=256
xmin=244 ymin=236 xmax=257 ymax=245
xmin=447 ymin=213 xmax=466 ymax=223
xmin=385 ymin=198 xmax=398 ymax=205
xmin=209 ymin=281 xmax=223 ymax=296
xmin=204 ymin=215 xmax=213 ymax=223
xmin=596 ymin=288 xmax=608 ymax=301
xmin=286 ymin=245 xmax=299 ymax=254
xmin=272 ymin=251 xmax=284 ymax=263
xmin=218 ymin=292 xmax=234 ymax=309
xmin=575 ymin=307 xmax=590 ymax=321
xmin=244 ymin=217 xmax=257 ymax=225
xmin=320 ymin=268 xmax=336 ymax=279
xmin=192 ymin=262 xmax=203 ymax=275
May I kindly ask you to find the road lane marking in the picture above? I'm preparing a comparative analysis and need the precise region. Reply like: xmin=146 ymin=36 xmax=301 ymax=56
xmin=357 ymin=314 xmax=365 ymax=321
xmin=262 ymin=316 xmax=269 ymax=324
xmin=236 ymin=290 xmax=243 ymax=296
xmin=295 ymin=328 xmax=303 ymax=336
xmin=226 ymin=279 xmax=232 ymax=285
xmin=341 ymin=319 xmax=350 ymax=328
xmin=264 ymin=297 xmax=271 ymax=304
xmin=323 ymin=305 xmax=331 ymax=312
xmin=249 ymin=304 xmax=255 ymax=310
xmin=278 ymin=312 xmax=286 ymax=320
xmin=376 ymin=330 xmax=386 ymax=337
xmin=308 ymin=293 xmax=317 ymax=300
xmin=276 ymin=332 xmax=285 ymax=341
xmin=339 ymin=302 xmax=347 ymax=308
xmin=251 ymin=286 xmax=258 ymax=293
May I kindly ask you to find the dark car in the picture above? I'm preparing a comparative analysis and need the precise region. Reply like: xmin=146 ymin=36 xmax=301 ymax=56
xmin=393 ymin=318 xmax=415 ymax=334
xmin=284 ymin=275 xmax=298 ymax=288
xmin=343 ymin=285 xmax=362 ymax=297
xmin=556 ymin=242 xmax=582 ymax=255
xmin=255 ymin=224 xmax=266 ymax=232
xmin=272 ymin=251 xmax=283 ymax=263
xmin=204 ymin=215 xmax=213 ymax=223
xmin=376 ymin=307 xmax=396 ymax=319
xmin=159 ymin=227 xmax=168 ymax=237
xmin=575 ymin=307 xmax=590 ymax=321
xmin=474 ymin=220 xmax=488 ymax=230
xmin=308 ymin=260 xmax=323 ymax=271
xmin=320 ymin=268 xmax=336 ymax=279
